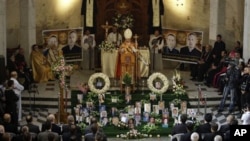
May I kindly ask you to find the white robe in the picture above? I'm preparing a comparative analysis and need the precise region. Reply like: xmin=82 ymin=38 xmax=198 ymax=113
xmin=11 ymin=77 xmax=24 ymax=121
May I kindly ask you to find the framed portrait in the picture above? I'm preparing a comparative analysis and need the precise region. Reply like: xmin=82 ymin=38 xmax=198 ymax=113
xmin=82 ymin=108 xmax=89 ymax=117
xmin=100 ymin=110 xmax=107 ymax=118
xmin=135 ymin=115 xmax=141 ymax=126
xmin=172 ymin=107 xmax=179 ymax=118
xmin=99 ymin=105 xmax=106 ymax=112
xmin=158 ymin=101 xmax=165 ymax=110
xmin=162 ymin=118 xmax=168 ymax=128
xmin=128 ymin=105 xmax=135 ymax=115
xmin=134 ymin=106 xmax=141 ymax=115
xmin=98 ymin=93 xmax=105 ymax=104
xmin=153 ymin=105 xmax=159 ymax=114
xmin=77 ymin=94 xmax=83 ymax=104
xmin=181 ymin=101 xmax=187 ymax=114
xmin=144 ymin=103 xmax=151 ymax=113
xmin=169 ymin=102 xmax=175 ymax=111
xmin=112 ymin=117 xmax=119 ymax=126
xmin=150 ymin=93 xmax=157 ymax=101
xmin=187 ymin=108 xmax=197 ymax=117
xmin=120 ymin=113 xmax=129 ymax=123
xmin=143 ymin=112 xmax=150 ymax=122
xmin=111 ymin=107 xmax=118 ymax=117
xmin=86 ymin=102 xmax=93 ymax=108
xmin=135 ymin=101 xmax=142 ymax=108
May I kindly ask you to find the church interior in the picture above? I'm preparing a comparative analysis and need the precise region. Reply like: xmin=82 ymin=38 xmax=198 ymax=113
xmin=0 ymin=0 xmax=249 ymax=141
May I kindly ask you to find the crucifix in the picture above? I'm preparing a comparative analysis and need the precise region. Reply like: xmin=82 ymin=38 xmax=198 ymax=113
xmin=101 ymin=21 xmax=113 ymax=40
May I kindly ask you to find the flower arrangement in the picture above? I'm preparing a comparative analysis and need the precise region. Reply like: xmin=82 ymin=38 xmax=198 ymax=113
xmin=51 ymin=56 xmax=73 ymax=86
xmin=77 ymin=122 xmax=87 ymax=134
xmin=122 ymin=72 xmax=132 ymax=86
xmin=88 ymin=73 xmax=110 ymax=94
xmin=117 ymin=129 xmax=147 ymax=139
xmin=147 ymin=72 xmax=169 ymax=94
xmin=142 ymin=123 xmax=158 ymax=133
xmin=171 ymin=70 xmax=186 ymax=105
xmin=98 ymin=40 xmax=116 ymax=52
xmin=113 ymin=13 xmax=134 ymax=30
xmin=114 ymin=121 xmax=129 ymax=130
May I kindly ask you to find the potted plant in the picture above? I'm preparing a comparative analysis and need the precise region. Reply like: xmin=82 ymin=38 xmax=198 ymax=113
xmin=122 ymin=72 xmax=132 ymax=95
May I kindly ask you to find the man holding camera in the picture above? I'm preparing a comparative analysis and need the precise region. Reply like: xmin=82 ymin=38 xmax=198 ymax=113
xmin=218 ymin=60 xmax=241 ymax=113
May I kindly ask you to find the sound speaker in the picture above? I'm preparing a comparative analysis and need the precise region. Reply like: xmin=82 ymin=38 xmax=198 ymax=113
xmin=0 ymin=55 xmax=6 ymax=84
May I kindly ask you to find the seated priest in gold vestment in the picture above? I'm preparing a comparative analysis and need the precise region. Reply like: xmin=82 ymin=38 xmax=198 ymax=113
xmin=116 ymin=28 xmax=138 ymax=84
xmin=30 ymin=44 xmax=54 ymax=83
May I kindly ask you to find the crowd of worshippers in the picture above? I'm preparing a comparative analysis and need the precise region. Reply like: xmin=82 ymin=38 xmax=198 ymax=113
xmin=0 ymin=114 xmax=107 ymax=141
xmin=171 ymin=108 xmax=250 ymax=141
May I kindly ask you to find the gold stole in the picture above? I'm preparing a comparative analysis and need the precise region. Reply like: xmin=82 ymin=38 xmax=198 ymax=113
xmin=86 ymin=0 xmax=94 ymax=27
xmin=152 ymin=0 xmax=160 ymax=27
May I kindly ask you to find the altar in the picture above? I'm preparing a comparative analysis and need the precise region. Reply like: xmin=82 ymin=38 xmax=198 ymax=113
xmin=101 ymin=48 xmax=150 ymax=78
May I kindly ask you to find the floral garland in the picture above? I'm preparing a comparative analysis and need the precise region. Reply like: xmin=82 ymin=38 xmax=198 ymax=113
xmin=98 ymin=40 xmax=116 ymax=52
xmin=112 ymin=13 xmax=134 ymax=30
xmin=51 ymin=56 xmax=73 ymax=86
xmin=88 ymin=73 xmax=110 ymax=94
xmin=147 ymin=72 xmax=169 ymax=94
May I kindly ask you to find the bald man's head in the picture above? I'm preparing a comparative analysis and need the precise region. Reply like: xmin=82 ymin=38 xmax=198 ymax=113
xmin=10 ymin=71 xmax=18 ymax=78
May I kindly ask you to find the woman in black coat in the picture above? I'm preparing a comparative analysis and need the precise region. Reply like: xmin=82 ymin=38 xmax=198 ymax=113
xmin=5 ymin=80 xmax=19 ymax=126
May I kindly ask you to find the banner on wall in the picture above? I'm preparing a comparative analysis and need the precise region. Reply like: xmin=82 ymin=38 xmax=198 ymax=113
xmin=42 ymin=27 xmax=83 ymax=62
xmin=161 ymin=28 xmax=203 ymax=63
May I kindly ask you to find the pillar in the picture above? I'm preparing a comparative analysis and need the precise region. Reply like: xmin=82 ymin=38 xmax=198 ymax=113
xmin=243 ymin=0 xmax=250 ymax=61
xmin=209 ymin=0 xmax=225 ymax=44
xmin=0 ymin=0 xmax=7 ymax=58
xmin=20 ymin=0 xmax=36 ymax=65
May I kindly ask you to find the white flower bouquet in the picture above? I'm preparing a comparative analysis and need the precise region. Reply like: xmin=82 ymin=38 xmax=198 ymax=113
xmin=98 ymin=40 xmax=116 ymax=52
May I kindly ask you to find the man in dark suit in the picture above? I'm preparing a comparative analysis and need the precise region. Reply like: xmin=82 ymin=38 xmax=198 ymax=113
xmin=84 ymin=117 xmax=98 ymax=135
xmin=61 ymin=114 xmax=81 ymax=138
xmin=22 ymin=115 xmax=40 ymax=134
xmin=180 ymin=122 xmax=194 ymax=141
xmin=196 ymin=113 xmax=213 ymax=134
xmin=219 ymin=114 xmax=234 ymax=134
xmin=2 ymin=113 xmax=17 ymax=134
xmin=203 ymin=122 xmax=224 ymax=141
xmin=171 ymin=114 xmax=188 ymax=135
xmin=84 ymin=123 xmax=98 ymax=141
xmin=38 ymin=121 xmax=59 ymax=141
xmin=41 ymin=114 xmax=61 ymax=135
xmin=62 ymin=31 xmax=82 ymax=55
xmin=211 ymin=34 xmax=226 ymax=60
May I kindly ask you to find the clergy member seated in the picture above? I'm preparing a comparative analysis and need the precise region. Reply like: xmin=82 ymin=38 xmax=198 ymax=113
xmin=30 ymin=44 xmax=54 ymax=83
xmin=62 ymin=30 xmax=82 ymax=60
xmin=107 ymin=26 xmax=122 ymax=48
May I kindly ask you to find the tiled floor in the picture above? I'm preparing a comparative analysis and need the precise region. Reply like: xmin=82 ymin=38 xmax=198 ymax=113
xmin=19 ymin=68 xmax=241 ymax=140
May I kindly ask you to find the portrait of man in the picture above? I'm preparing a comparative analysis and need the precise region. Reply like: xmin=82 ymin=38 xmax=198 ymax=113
xmin=58 ymin=31 xmax=68 ymax=50
xmin=181 ymin=101 xmax=187 ymax=114
xmin=143 ymin=112 xmax=150 ymax=122
xmin=172 ymin=107 xmax=178 ymax=118
xmin=179 ymin=32 xmax=202 ymax=58
xmin=163 ymin=34 xmax=179 ymax=54
xmin=176 ymin=31 xmax=187 ymax=47
xmin=62 ymin=30 xmax=82 ymax=59
xmin=158 ymin=101 xmax=165 ymax=110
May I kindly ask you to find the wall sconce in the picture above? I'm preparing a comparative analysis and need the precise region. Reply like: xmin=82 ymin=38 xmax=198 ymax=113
xmin=176 ymin=0 xmax=184 ymax=6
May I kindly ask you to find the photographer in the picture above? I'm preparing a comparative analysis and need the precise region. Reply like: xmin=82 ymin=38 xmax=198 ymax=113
xmin=240 ymin=67 xmax=250 ymax=112
xmin=218 ymin=60 xmax=241 ymax=113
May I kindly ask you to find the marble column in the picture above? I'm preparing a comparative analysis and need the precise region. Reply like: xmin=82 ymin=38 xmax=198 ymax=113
xmin=0 ymin=0 xmax=7 ymax=59
xmin=20 ymin=0 xmax=36 ymax=65
xmin=243 ymin=0 xmax=250 ymax=61
xmin=209 ymin=0 xmax=225 ymax=44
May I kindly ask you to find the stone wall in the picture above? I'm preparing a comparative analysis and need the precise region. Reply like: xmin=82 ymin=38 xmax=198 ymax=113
xmin=6 ymin=0 xmax=244 ymax=52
